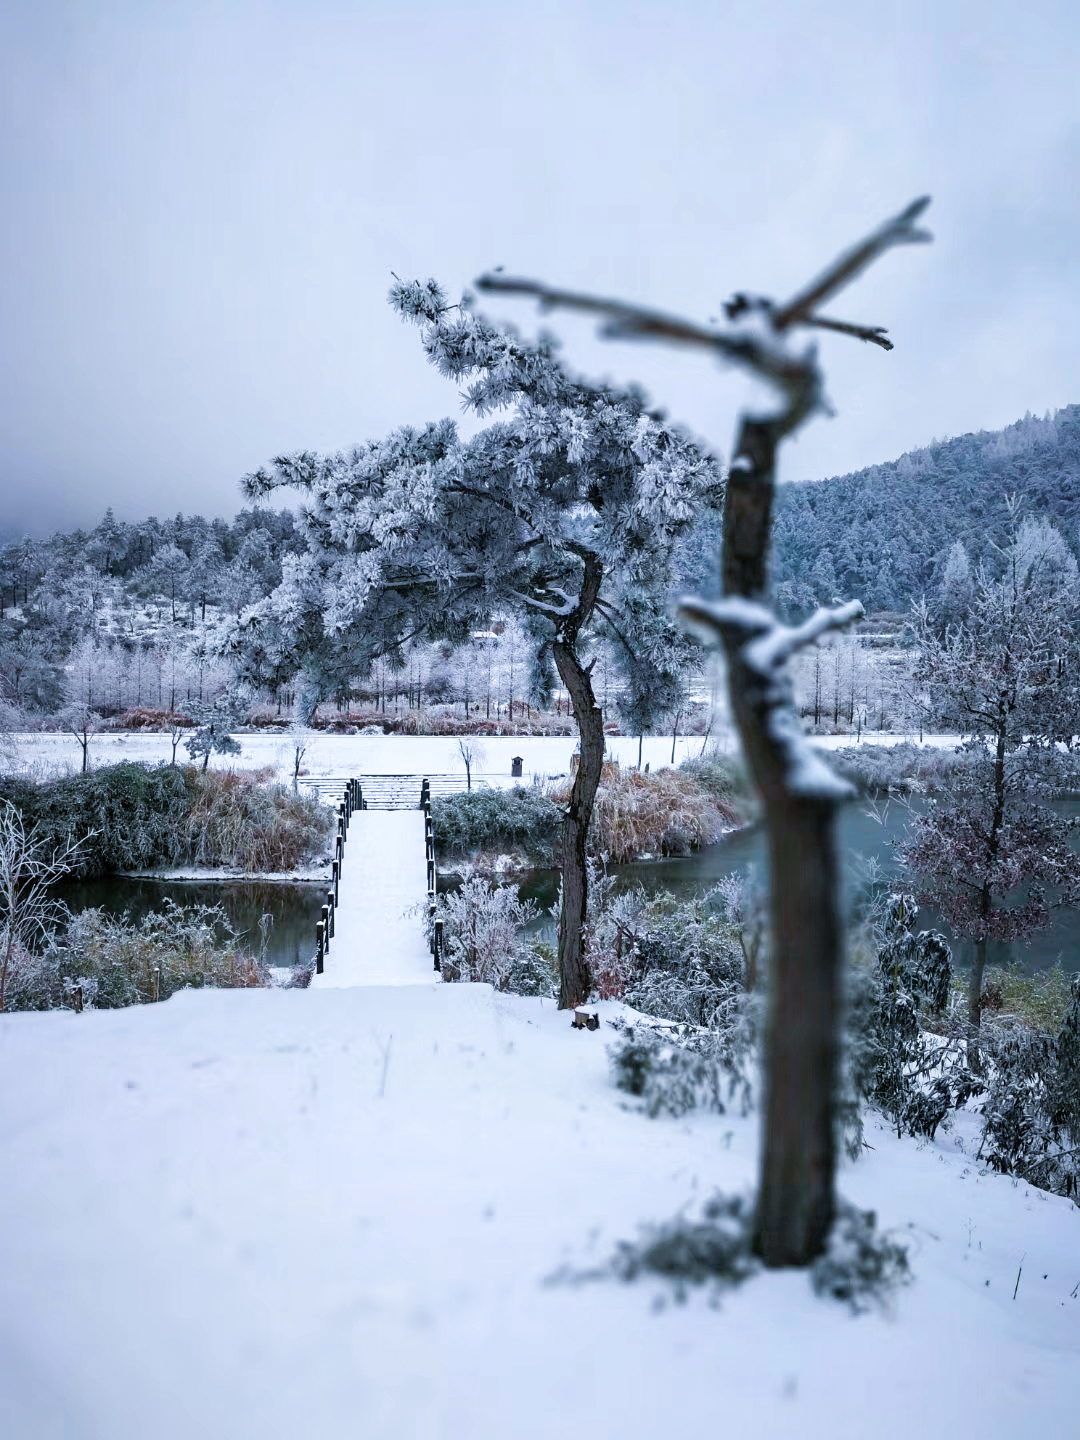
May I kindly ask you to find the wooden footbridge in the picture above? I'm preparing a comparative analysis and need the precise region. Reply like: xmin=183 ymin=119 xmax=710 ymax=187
xmin=305 ymin=776 xmax=448 ymax=987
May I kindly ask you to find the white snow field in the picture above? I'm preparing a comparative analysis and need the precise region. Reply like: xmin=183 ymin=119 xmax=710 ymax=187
xmin=314 ymin=810 xmax=435 ymax=987
xmin=1 ymin=983 xmax=1077 ymax=1440
xmin=2 ymin=728 xmax=963 ymax=787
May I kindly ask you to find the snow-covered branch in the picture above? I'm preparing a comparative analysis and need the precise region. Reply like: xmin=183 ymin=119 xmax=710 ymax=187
xmin=682 ymin=596 xmax=865 ymax=670
xmin=507 ymin=588 xmax=576 ymax=619
xmin=680 ymin=595 xmax=865 ymax=801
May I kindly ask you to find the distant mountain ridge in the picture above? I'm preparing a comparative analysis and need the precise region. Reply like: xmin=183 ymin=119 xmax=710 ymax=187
xmin=771 ymin=404 xmax=1080 ymax=617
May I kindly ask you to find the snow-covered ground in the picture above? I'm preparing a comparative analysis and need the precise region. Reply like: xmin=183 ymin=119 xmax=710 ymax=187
xmin=1 ymin=982 xmax=1076 ymax=1439
xmin=3 ymin=728 xmax=963 ymax=787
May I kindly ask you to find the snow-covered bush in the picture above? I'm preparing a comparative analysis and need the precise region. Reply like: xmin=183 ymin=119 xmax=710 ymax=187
xmin=844 ymin=894 xmax=974 ymax=1150
xmin=809 ymin=1202 xmax=911 ymax=1312
xmin=184 ymin=768 xmax=330 ymax=871
xmin=601 ymin=1191 xmax=909 ymax=1312
xmin=431 ymin=786 xmax=560 ymax=860
xmin=0 ymin=763 xmax=330 ymax=876
xmin=0 ymin=762 xmax=192 ymax=876
xmin=976 ymin=980 xmax=1080 ymax=1200
xmin=587 ymin=883 xmax=744 ymax=1021
xmin=57 ymin=899 xmax=268 ymax=1008
xmin=829 ymin=741 xmax=971 ymax=795
xmin=437 ymin=874 xmax=555 ymax=996
xmin=608 ymin=1193 xmax=759 ymax=1298
xmin=552 ymin=764 xmax=738 ymax=865
xmin=608 ymin=1022 xmax=737 ymax=1117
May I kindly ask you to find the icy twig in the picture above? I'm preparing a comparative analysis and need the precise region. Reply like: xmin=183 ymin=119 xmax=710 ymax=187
xmin=679 ymin=595 xmax=865 ymax=802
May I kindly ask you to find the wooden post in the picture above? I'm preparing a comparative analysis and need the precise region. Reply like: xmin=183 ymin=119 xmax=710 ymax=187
xmin=332 ymin=858 xmax=339 ymax=906
xmin=316 ymin=920 xmax=324 ymax=973
xmin=327 ymin=890 xmax=335 ymax=938
xmin=433 ymin=917 xmax=443 ymax=972
xmin=321 ymin=903 xmax=330 ymax=951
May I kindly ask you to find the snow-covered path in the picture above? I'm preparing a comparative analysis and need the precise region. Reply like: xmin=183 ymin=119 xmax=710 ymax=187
xmin=313 ymin=810 xmax=435 ymax=988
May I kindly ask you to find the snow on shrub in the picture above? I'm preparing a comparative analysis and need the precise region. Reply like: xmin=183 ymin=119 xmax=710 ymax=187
xmin=5 ymin=898 xmax=268 ymax=1011
xmin=809 ymin=1202 xmax=911 ymax=1312
xmin=437 ymin=873 xmax=556 ymax=996
xmin=0 ymin=763 xmax=331 ymax=876
xmin=184 ymin=768 xmax=330 ymax=872
xmin=431 ymin=786 xmax=560 ymax=860
xmin=553 ymin=764 xmax=738 ymax=864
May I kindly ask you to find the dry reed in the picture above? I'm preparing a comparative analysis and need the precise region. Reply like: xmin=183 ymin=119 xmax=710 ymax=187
xmin=553 ymin=764 xmax=741 ymax=865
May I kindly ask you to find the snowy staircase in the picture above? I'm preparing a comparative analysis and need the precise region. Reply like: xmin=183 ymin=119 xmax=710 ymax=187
xmin=305 ymin=774 xmax=475 ymax=808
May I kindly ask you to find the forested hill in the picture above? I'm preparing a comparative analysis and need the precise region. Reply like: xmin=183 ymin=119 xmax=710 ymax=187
xmin=771 ymin=404 xmax=1080 ymax=617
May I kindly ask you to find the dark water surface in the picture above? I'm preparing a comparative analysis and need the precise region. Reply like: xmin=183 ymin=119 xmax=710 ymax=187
xmin=55 ymin=876 xmax=326 ymax=971
xmin=57 ymin=796 xmax=1080 ymax=977
xmin=515 ymin=799 xmax=1080 ymax=977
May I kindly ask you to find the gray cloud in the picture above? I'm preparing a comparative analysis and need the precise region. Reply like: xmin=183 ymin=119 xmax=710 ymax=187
xmin=1 ymin=0 xmax=1077 ymax=537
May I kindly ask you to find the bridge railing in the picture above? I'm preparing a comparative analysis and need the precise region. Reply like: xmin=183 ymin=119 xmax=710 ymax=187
xmin=315 ymin=777 xmax=362 ymax=974
xmin=313 ymin=776 xmax=441 ymax=976
xmin=421 ymin=778 xmax=442 ymax=972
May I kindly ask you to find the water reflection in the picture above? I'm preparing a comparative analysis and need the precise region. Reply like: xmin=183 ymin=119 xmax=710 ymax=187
xmin=511 ymin=798 xmax=1080 ymax=977
xmin=54 ymin=876 xmax=325 ymax=971
xmin=55 ymin=795 xmax=1080 ymax=979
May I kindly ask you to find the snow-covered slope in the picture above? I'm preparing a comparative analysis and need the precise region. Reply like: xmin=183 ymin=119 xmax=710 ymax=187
xmin=0 ymin=984 xmax=1076 ymax=1439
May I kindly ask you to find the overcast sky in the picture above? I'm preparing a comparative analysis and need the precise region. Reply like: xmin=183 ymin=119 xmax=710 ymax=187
xmin=1 ymin=0 xmax=1077 ymax=539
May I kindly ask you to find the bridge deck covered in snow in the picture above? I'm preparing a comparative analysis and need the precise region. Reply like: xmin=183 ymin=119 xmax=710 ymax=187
xmin=308 ymin=776 xmax=440 ymax=989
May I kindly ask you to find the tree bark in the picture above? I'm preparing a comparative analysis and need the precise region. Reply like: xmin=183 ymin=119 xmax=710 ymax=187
xmin=721 ymin=419 xmax=846 ymax=1267
xmin=554 ymin=639 xmax=604 ymax=1010
xmin=755 ymin=794 xmax=843 ymax=1263
xmin=552 ymin=550 xmax=605 ymax=1011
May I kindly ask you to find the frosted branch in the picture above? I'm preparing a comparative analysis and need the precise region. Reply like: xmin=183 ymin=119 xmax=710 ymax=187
xmin=475 ymin=197 xmax=932 ymax=391
xmin=507 ymin=588 xmax=576 ymax=619
xmin=679 ymin=595 xmax=865 ymax=801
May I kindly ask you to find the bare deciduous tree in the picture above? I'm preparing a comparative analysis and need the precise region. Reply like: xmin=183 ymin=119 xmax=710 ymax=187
xmin=478 ymin=197 xmax=932 ymax=1266
xmin=0 ymin=800 xmax=85 ymax=1011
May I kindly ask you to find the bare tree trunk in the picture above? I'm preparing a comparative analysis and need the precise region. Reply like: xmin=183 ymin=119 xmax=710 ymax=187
xmin=969 ymin=930 xmax=989 ymax=1029
xmin=968 ymin=728 xmax=1007 ymax=1066
xmin=720 ymin=417 xmax=846 ymax=1267
xmin=554 ymin=639 xmax=604 ymax=1010
xmin=552 ymin=550 xmax=605 ymax=1010
xmin=482 ymin=194 xmax=933 ymax=1261
xmin=756 ymin=794 xmax=843 ymax=1262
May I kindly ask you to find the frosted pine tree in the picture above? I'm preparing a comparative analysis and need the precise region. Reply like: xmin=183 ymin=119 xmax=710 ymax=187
xmin=229 ymin=281 xmax=722 ymax=1006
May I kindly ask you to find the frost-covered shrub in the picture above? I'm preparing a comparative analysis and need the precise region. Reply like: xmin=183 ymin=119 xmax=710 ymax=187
xmin=844 ymin=895 xmax=973 ymax=1149
xmin=5 ymin=899 xmax=268 ymax=1011
xmin=553 ymin=765 xmax=738 ymax=864
xmin=677 ymin=751 xmax=752 ymax=809
xmin=976 ymin=980 xmax=1080 ymax=1200
xmin=829 ymin=742 xmax=971 ymax=795
xmin=437 ymin=874 xmax=555 ymax=995
xmin=591 ymin=1193 xmax=909 ymax=1311
xmin=588 ymin=883 xmax=744 ymax=1021
xmin=0 ymin=763 xmax=330 ymax=876
xmin=0 ymin=762 xmax=192 ymax=876
xmin=609 ymin=1193 xmax=759 ymax=1296
xmin=609 ymin=1024 xmax=731 ymax=1117
xmin=184 ymin=768 xmax=330 ymax=871
xmin=432 ymin=786 xmax=560 ymax=860
xmin=809 ymin=1202 xmax=911 ymax=1312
